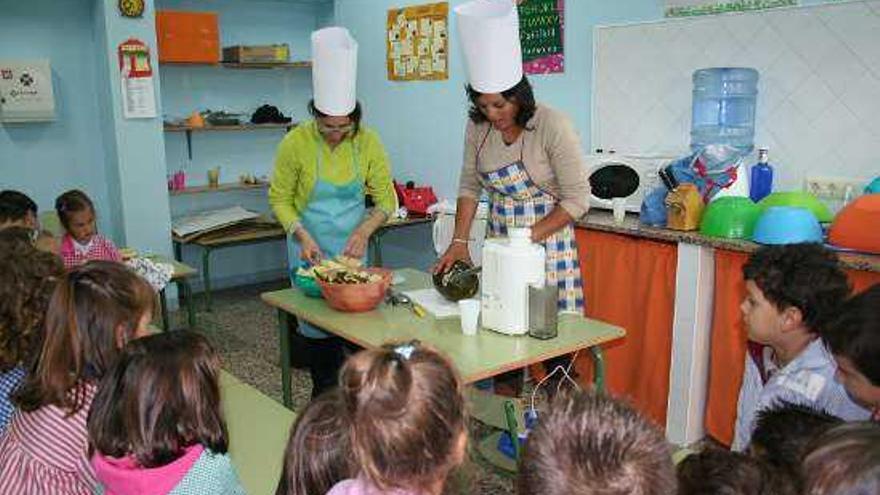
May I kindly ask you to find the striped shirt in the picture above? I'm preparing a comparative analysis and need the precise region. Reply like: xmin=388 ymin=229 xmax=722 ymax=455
xmin=59 ymin=234 xmax=122 ymax=269
xmin=0 ymin=367 xmax=26 ymax=433
xmin=732 ymin=338 xmax=871 ymax=451
xmin=0 ymin=383 xmax=98 ymax=494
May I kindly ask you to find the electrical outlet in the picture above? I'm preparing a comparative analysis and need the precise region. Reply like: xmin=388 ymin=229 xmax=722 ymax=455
xmin=804 ymin=177 xmax=864 ymax=200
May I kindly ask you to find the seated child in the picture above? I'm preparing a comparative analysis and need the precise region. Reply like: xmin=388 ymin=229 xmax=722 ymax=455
xmin=0 ymin=227 xmax=63 ymax=432
xmin=0 ymin=189 xmax=58 ymax=253
xmin=0 ymin=261 xmax=153 ymax=494
xmin=327 ymin=341 xmax=467 ymax=495
xmin=55 ymin=189 xmax=121 ymax=268
xmin=275 ymin=390 xmax=353 ymax=495
xmin=89 ymin=331 xmax=245 ymax=495
xmin=802 ymin=422 xmax=880 ymax=495
xmin=749 ymin=402 xmax=842 ymax=492
xmin=518 ymin=390 xmax=676 ymax=495
xmin=677 ymin=448 xmax=795 ymax=495
xmin=733 ymin=244 xmax=869 ymax=450
xmin=820 ymin=284 xmax=880 ymax=421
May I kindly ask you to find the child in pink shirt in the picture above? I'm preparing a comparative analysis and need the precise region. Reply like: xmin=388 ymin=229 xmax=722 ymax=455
xmin=55 ymin=189 xmax=121 ymax=269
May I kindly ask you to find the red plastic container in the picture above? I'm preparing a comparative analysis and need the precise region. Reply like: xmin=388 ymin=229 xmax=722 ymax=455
xmin=829 ymin=194 xmax=880 ymax=254
xmin=317 ymin=268 xmax=392 ymax=313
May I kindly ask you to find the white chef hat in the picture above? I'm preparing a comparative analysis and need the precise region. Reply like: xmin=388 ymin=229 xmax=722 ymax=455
xmin=455 ymin=0 xmax=523 ymax=93
xmin=311 ymin=27 xmax=358 ymax=116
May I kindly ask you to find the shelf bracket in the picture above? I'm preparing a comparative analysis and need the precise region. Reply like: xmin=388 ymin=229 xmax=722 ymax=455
xmin=185 ymin=130 xmax=193 ymax=161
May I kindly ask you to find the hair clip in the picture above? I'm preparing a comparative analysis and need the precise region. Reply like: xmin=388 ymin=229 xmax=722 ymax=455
xmin=394 ymin=341 xmax=418 ymax=360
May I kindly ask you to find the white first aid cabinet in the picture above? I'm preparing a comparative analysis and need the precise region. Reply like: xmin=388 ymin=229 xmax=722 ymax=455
xmin=0 ymin=59 xmax=55 ymax=123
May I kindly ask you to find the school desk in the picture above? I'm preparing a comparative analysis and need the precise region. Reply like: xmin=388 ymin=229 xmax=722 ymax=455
xmin=143 ymin=254 xmax=198 ymax=331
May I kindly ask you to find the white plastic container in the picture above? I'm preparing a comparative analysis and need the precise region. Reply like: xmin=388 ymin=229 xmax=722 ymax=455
xmin=481 ymin=228 xmax=546 ymax=335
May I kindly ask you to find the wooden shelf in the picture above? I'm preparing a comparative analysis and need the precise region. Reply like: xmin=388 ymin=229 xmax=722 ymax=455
xmin=169 ymin=182 xmax=269 ymax=196
xmin=164 ymin=123 xmax=295 ymax=132
xmin=160 ymin=61 xmax=311 ymax=69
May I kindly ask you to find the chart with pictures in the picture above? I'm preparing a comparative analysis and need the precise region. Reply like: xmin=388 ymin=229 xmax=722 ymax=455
xmin=518 ymin=0 xmax=565 ymax=75
xmin=386 ymin=2 xmax=449 ymax=81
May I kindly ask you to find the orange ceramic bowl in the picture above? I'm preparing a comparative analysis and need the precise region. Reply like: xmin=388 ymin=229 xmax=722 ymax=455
xmin=317 ymin=268 xmax=393 ymax=313
xmin=828 ymin=194 xmax=880 ymax=254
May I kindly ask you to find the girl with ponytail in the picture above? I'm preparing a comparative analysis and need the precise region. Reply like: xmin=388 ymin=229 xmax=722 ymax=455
xmin=0 ymin=261 xmax=154 ymax=495
xmin=328 ymin=341 xmax=468 ymax=495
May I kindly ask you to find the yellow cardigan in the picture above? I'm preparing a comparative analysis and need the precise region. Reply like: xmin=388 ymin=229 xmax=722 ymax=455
xmin=268 ymin=120 xmax=397 ymax=233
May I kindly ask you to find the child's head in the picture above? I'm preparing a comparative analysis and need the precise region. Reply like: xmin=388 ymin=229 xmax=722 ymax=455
xmin=0 ymin=227 xmax=63 ymax=371
xmin=749 ymin=402 xmax=842 ymax=488
xmin=0 ymin=189 xmax=38 ymax=230
xmin=276 ymin=391 xmax=353 ymax=495
xmin=14 ymin=261 xmax=154 ymax=413
xmin=741 ymin=244 xmax=850 ymax=345
xmin=802 ymin=422 xmax=880 ymax=495
xmin=820 ymin=284 xmax=880 ymax=411
xmin=89 ymin=331 xmax=227 ymax=467
xmin=55 ymin=189 xmax=96 ymax=244
xmin=517 ymin=390 xmax=676 ymax=495
xmin=678 ymin=448 xmax=796 ymax=495
xmin=339 ymin=341 xmax=466 ymax=492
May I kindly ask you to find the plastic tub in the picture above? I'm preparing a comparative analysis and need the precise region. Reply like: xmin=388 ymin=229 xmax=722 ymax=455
xmin=700 ymin=196 xmax=760 ymax=239
xmin=828 ymin=194 xmax=880 ymax=254
xmin=752 ymin=206 xmax=823 ymax=245
xmin=758 ymin=191 xmax=833 ymax=223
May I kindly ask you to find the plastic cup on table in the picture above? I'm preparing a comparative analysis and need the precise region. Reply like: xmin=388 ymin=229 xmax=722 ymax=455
xmin=612 ymin=198 xmax=626 ymax=224
xmin=458 ymin=298 xmax=480 ymax=336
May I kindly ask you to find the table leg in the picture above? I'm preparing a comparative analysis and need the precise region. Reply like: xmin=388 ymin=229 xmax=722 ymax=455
xmin=278 ymin=310 xmax=293 ymax=409
xmin=202 ymin=248 xmax=213 ymax=312
xmin=590 ymin=346 xmax=606 ymax=393
xmin=173 ymin=241 xmax=183 ymax=262
xmin=159 ymin=288 xmax=170 ymax=331
xmin=178 ymin=279 xmax=196 ymax=330
xmin=369 ymin=232 xmax=384 ymax=267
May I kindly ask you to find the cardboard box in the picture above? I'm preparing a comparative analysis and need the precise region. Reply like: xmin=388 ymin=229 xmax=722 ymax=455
xmin=222 ymin=45 xmax=290 ymax=64
xmin=156 ymin=11 xmax=220 ymax=64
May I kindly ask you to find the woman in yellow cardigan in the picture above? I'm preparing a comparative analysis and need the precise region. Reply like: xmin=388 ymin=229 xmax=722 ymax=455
xmin=269 ymin=100 xmax=396 ymax=397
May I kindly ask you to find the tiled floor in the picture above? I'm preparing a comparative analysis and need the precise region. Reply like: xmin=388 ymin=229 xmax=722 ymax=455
xmin=176 ymin=280 xmax=516 ymax=494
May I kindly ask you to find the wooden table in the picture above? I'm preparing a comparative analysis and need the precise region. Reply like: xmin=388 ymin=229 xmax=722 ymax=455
xmin=140 ymin=254 xmax=198 ymax=331
xmin=261 ymin=268 xmax=626 ymax=409
xmin=174 ymin=215 xmax=435 ymax=311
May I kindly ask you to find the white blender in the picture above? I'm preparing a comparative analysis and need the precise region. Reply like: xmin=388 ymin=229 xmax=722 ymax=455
xmin=480 ymin=228 xmax=546 ymax=335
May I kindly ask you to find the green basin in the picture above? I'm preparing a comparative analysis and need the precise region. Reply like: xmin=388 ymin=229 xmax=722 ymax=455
xmin=700 ymin=196 xmax=761 ymax=239
xmin=758 ymin=191 xmax=833 ymax=223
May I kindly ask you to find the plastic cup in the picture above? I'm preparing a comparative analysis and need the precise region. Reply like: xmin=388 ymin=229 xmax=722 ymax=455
xmin=612 ymin=198 xmax=626 ymax=224
xmin=207 ymin=167 xmax=220 ymax=188
xmin=458 ymin=298 xmax=480 ymax=336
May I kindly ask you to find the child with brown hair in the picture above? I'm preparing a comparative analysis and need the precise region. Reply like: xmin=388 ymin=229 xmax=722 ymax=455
xmin=517 ymin=390 xmax=676 ymax=495
xmin=276 ymin=390 xmax=353 ymax=495
xmin=55 ymin=189 xmax=121 ymax=268
xmin=0 ymin=261 xmax=154 ymax=494
xmin=0 ymin=227 xmax=64 ymax=432
xmin=328 ymin=341 xmax=467 ymax=495
xmin=820 ymin=284 xmax=880 ymax=421
xmin=677 ymin=448 xmax=796 ymax=495
xmin=733 ymin=244 xmax=869 ymax=450
xmin=89 ymin=331 xmax=245 ymax=495
xmin=802 ymin=422 xmax=880 ymax=495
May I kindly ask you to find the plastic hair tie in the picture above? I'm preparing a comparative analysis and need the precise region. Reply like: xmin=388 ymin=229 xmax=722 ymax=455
xmin=394 ymin=342 xmax=418 ymax=360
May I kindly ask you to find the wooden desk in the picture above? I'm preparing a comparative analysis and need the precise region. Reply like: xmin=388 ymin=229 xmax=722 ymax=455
xmin=174 ymin=215 xmax=435 ymax=310
xmin=261 ymin=268 xmax=625 ymax=409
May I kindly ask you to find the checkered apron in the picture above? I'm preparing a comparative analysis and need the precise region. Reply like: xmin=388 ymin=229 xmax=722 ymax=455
xmin=477 ymin=130 xmax=584 ymax=312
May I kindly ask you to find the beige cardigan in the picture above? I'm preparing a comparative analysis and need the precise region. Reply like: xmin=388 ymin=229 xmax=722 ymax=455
xmin=457 ymin=104 xmax=591 ymax=219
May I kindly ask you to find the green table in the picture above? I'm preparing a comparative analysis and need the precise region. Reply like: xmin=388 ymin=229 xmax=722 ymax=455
xmin=221 ymin=371 xmax=296 ymax=495
xmin=141 ymin=254 xmax=198 ymax=331
xmin=261 ymin=269 xmax=626 ymax=409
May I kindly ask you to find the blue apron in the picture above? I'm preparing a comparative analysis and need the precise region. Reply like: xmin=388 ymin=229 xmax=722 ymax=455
xmin=287 ymin=134 xmax=365 ymax=338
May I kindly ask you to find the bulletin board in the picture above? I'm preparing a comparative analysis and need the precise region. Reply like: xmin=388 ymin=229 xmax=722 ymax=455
xmin=386 ymin=2 xmax=449 ymax=81
xmin=519 ymin=0 xmax=564 ymax=75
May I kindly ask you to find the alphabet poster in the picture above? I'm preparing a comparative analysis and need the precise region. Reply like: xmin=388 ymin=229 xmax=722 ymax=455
xmin=386 ymin=2 xmax=448 ymax=81
xmin=665 ymin=0 xmax=797 ymax=17
xmin=518 ymin=0 xmax=564 ymax=75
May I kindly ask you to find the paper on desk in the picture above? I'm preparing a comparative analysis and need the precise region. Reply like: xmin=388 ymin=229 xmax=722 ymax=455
xmin=172 ymin=206 xmax=261 ymax=238
xmin=402 ymin=288 xmax=460 ymax=319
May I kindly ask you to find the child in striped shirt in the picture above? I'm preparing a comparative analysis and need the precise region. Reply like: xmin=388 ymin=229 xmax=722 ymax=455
xmin=55 ymin=189 xmax=121 ymax=269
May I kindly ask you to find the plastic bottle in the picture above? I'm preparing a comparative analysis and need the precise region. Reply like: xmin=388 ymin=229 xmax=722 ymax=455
xmin=691 ymin=68 xmax=759 ymax=154
xmin=749 ymin=148 xmax=774 ymax=202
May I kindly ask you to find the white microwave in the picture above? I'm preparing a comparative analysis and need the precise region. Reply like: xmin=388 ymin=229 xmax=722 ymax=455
xmin=586 ymin=153 xmax=676 ymax=212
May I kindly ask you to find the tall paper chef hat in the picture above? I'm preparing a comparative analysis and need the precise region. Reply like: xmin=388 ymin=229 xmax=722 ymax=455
xmin=311 ymin=27 xmax=358 ymax=116
xmin=455 ymin=0 xmax=523 ymax=93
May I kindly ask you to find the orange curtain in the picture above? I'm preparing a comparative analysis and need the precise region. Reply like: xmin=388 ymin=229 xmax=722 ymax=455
xmin=704 ymin=250 xmax=880 ymax=446
xmin=573 ymin=229 xmax=678 ymax=426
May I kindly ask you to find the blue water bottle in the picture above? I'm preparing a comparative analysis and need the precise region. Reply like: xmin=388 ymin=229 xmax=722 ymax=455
xmin=691 ymin=68 xmax=759 ymax=154
xmin=749 ymin=148 xmax=774 ymax=202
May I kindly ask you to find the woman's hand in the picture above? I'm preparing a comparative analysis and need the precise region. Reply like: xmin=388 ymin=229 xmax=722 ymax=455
xmin=295 ymin=228 xmax=323 ymax=265
xmin=433 ymin=241 xmax=472 ymax=274
xmin=343 ymin=229 xmax=369 ymax=260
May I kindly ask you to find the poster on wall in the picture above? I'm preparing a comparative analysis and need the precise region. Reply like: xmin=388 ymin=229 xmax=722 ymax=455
xmin=386 ymin=2 xmax=449 ymax=81
xmin=518 ymin=0 xmax=564 ymax=75
xmin=665 ymin=0 xmax=797 ymax=17
xmin=118 ymin=38 xmax=157 ymax=119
